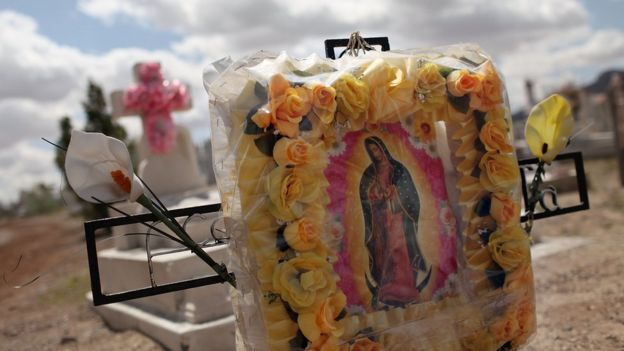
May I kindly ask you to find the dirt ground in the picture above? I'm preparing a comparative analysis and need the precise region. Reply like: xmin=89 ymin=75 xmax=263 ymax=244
xmin=1 ymin=158 xmax=623 ymax=351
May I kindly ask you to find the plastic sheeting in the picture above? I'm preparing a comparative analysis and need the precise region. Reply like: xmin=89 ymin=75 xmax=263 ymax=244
xmin=206 ymin=44 xmax=535 ymax=351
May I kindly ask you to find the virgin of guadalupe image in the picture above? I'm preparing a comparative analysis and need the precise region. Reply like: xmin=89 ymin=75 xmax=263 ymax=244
xmin=360 ymin=136 xmax=432 ymax=308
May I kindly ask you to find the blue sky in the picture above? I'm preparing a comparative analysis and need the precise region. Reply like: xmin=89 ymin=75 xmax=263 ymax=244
xmin=582 ymin=0 xmax=624 ymax=30
xmin=1 ymin=0 xmax=624 ymax=203
xmin=2 ymin=0 xmax=180 ymax=52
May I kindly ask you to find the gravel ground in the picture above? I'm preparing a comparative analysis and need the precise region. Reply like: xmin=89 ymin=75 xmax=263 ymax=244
xmin=1 ymin=158 xmax=623 ymax=351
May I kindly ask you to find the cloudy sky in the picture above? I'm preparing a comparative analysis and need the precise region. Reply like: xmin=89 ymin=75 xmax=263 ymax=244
xmin=1 ymin=0 xmax=624 ymax=204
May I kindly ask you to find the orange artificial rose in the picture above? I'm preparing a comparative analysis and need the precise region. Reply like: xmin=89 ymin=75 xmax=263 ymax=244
xmin=479 ymin=152 xmax=520 ymax=192
xmin=470 ymin=62 xmax=503 ymax=112
xmin=490 ymin=192 xmax=520 ymax=227
xmin=491 ymin=297 xmax=536 ymax=346
xmin=479 ymin=118 xmax=513 ymax=153
xmin=284 ymin=217 xmax=321 ymax=252
xmin=446 ymin=69 xmax=482 ymax=97
xmin=350 ymin=338 xmax=381 ymax=351
xmin=490 ymin=310 xmax=521 ymax=344
xmin=273 ymin=138 xmax=311 ymax=166
xmin=514 ymin=298 xmax=536 ymax=344
xmin=251 ymin=107 xmax=272 ymax=129
xmin=269 ymin=74 xmax=312 ymax=137
xmin=272 ymin=253 xmax=336 ymax=313
xmin=310 ymin=83 xmax=337 ymax=124
xmin=298 ymin=292 xmax=347 ymax=341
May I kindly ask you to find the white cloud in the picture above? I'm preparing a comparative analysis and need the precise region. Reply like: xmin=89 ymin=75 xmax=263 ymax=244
xmin=75 ymin=0 xmax=624 ymax=111
xmin=3 ymin=0 xmax=624 ymax=204
xmin=78 ymin=0 xmax=588 ymax=58
xmin=0 ymin=141 xmax=60 ymax=204
xmin=500 ymin=28 xmax=624 ymax=110
xmin=0 ymin=99 xmax=61 ymax=148
xmin=0 ymin=12 xmax=86 ymax=102
xmin=0 ymin=10 xmax=214 ymax=203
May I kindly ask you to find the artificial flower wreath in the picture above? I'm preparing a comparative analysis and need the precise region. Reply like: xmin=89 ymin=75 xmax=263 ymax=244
xmin=207 ymin=45 xmax=536 ymax=351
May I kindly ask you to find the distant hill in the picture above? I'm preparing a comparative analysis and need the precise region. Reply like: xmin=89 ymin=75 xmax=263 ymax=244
xmin=583 ymin=70 xmax=624 ymax=94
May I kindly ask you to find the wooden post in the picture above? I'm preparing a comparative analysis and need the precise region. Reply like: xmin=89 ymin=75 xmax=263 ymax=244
xmin=608 ymin=73 xmax=624 ymax=186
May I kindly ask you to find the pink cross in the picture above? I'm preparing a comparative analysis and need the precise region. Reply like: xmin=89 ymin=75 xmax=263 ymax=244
xmin=121 ymin=62 xmax=191 ymax=154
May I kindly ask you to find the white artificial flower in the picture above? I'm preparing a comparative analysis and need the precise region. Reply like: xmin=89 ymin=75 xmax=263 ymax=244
xmin=65 ymin=130 xmax=144 ymax=203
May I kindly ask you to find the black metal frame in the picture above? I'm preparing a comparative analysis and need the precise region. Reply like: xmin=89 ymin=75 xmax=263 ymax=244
xmin=519 ymin=151 xmax=590 ymax=222
xmin=85 ymin=203 xmax=226 ymax=306
xmin=324 ymin=37 xmax=390 ymax=59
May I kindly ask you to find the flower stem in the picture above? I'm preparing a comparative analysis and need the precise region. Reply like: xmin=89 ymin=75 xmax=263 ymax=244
xmin=524 ymin=161 xmax=545 ymax=234
xmin=136 ymin=194 xmax=236 ymax=288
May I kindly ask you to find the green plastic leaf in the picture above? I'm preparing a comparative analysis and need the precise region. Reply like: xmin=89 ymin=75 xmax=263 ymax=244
xmin=254 ymin=81 xmax=267 ymax=100
xmin=438 ymin=66 xmax=454 ymax=78
xmin=299 ymin=117 xmax=312 ymax=131
xmin=292 ymin=69 xmax=314 ymax=77
xmin=254 ymin=133 xmax=281 ymax=157
xmin=244 ymin=103 xmax=266 ymax=135
xmin=448 ymin=93 xmax=470 ymax=114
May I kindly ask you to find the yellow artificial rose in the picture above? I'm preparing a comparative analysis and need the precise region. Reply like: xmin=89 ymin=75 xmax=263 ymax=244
xmin=269 ymin=74 xmax=312 ymax=138
xmin=485 ymin=105 xmax=506 ymax=122
xmin=310 ymin=83 xmax=337 ymax=124
xmin=488 ymin=225 xmax=531 ymax=271
xmin=350 ymin=338 xmax=381 ymax=351
xmin=490 ymin=192 xmax=520 ymax=227
xmin=307 ymin=334 xmax=342 ymax=351
xmin=284 ymin=217 xmax=322 ymax=252
xmin=446 ymin=69 xmax=482 ymax=97
xmin=273 ymin=137 xmax=311 ymax=166
xmin=479 ymin=118 xmax=513 ymax=153
xmin=266 ymin=166 xmax=321 ymax=221
xmin=414 ymin=62 xmax=446 ymax=112
xmin=479 ymin=152 xmax=520 ymax=192
xmin=360 ymin=59 xmax=415 ymax=124
xmin=321 ymin=123 xmax=337 ymax=149
xmin=272 ymin=253 xmax=336 ymax=313
xmin=333 ymin=73 xmax=370 ymax=129
xmin=470 ymin=62 xmax=503 ymax=112
xmin=258 ymin=258 xmax=277 ymax=291
xmin=412 ymin=112 xmax=436 ymax=143
xmin=298 ymin=291 xmax=347 ymax=341
xmin=525 ymin=94 xmax=574 ymax=163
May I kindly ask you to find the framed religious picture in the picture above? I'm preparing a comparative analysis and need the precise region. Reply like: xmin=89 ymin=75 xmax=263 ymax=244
xmin=207 ymin=45 xmax=535 ymax=351
xmin=325 ymin=124 xmax=456 ymax=310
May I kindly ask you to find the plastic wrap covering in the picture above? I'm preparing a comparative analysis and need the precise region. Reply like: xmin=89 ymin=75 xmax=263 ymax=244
xmin=206 ymin=44 xmax=535 ymax=351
